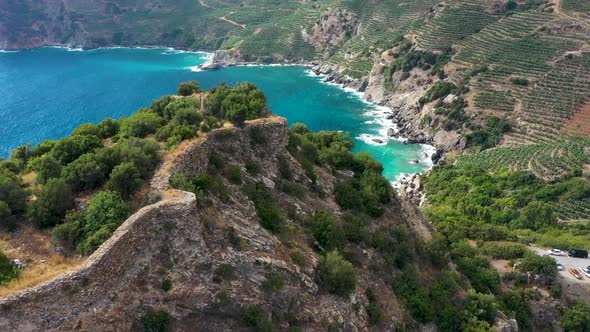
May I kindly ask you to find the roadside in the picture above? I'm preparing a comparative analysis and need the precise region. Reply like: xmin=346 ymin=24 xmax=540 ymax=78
xmin=532 ymin=246 xmax=589 ymax=284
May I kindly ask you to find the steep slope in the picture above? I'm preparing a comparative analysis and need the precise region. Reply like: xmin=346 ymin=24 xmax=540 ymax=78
xmin=0 ymin=117 xmax=419 ymax=331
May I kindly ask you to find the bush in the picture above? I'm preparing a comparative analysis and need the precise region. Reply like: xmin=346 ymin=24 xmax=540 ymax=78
xmin=28 ymin=178 xmax=75 ymax=228
xmin=312 ymin=210 xmax=344 ymax=250
xmin=282 ymin=181 xmax=306 ymax=198
xmin=72 ymin=123 xmax=100 ymax=137
xmin=245 ymin=159 xmax=261 ymax=175
xmin=97 ymin=118 xmax=120 ymax=138
xmin=366 ymin=288 xmax=384 ymax=325
xmin=561 ymin=301 xmax=590 ymax=332
xmin=0 ymin=250 xmax=18 ymax=284
xmin=0 ymin=202 xmax=16 ymax=230
xmin=35 ymin=155 xmax=62 ymax=184
xmin=318 ymin=250 xmax=356 ymax=296
xmin=262 ymin=273 xmax=285 ymax=293
xmin=142 ymin=309 xmax=171 ymax=332
xmin=78 ymin=190 xmax=129 ymax=255
xmin=244 ymin=183 xmax=283 ymax=233
xmin=107 ymin=162 xmax=143 ymax=198
xmin=62 ymin=153 xmax=107 ymax=191
xmin=51 ymin=135 xmax=102 ymax=165
xmin=177 ymin=81 xmax=200 ymax=96
xmin=0 ymin=174 xmax=28 ymax=217
xmin=479 ymin=241 xmax=530 ymax=259
xmin=52 ymin=210 xmax=84 ymax=250
xmin=419 ymin=82 xmax=457 ymax=104
xmin=162 ymin=278 xmax=172 ymax=292
xmin=519 ymin=252 xmax=557 ymax=278
xmin=120 ymin=111 xmax=164 ymax=138
xmin=224 ymin=165 xmax=242 ymax=185
xmin=290 ymin=250 xmax=306 ymax=267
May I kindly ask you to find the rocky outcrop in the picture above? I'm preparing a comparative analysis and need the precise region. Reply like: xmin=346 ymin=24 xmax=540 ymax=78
xmin=0 ymin=117 xmax=410 ymax=331
xmin=303 ymin=9 xmax=359 ymax=58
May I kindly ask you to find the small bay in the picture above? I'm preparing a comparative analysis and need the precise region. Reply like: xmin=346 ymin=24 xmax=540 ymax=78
xmin=0 ymin=47 xmax=432 ymax=181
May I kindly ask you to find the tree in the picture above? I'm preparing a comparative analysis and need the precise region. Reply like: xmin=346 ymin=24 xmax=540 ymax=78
xmin=511 ymin=201 xmax=557 ymax=230
xmin=61 ymin=153 xmax=107 ymax=191
xmin=561 ymin=301 xmax=590 ymax=332
xmin=107 ymin=162 xmax=143 ymax=198
xmin=72 ymin=123 xmax=100 ymax=137
xmin=78 ymin=190 xmax=129 ymax=255
xmin=318 ymin=250 xmax=356 ymax=296
xmin=28 ymin=178 xmax=75 ymax=228
xmin=0 ymin=174 xmax=28 ymax=216
xmin=519 ymin=252 xmax=557 ymax=278
xmin=50 ymin=135 xmax=103 ymax=165
xmin=97 ymin=118 xmax=120 ymax=138
xmin=35 ymin=155 xmax=62 ymax=184
xmin=0 ymin=202 xmax=16 ymax=230
xmin=119 ymin=111 xmax=164 ymax=137
xmin=177 ymin=81 xmax=200 ymax=96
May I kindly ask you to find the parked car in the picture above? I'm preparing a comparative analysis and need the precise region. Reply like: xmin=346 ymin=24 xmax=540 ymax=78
xmin=568 ymin=249 xmax=589 ymax=258
xmin=569 ymin=268 xmax=583 ymax=280
xmin=556 ymin=263 xmax=565 ymax=271
xmin=548 ymin=249 xmax=564 ymax=256
xmin=580 ymin=266 xmax=590 ymax=278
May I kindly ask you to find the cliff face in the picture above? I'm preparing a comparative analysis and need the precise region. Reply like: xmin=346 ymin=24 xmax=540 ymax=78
xmin=0 ymin=117 xmax=416 ymax=331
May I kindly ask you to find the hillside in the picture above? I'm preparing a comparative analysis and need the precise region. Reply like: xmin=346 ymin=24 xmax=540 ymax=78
xmin=2 ymin=0 xmax=590 ymax=330
xmin=0 ymin=92 xmax=458 ymax=331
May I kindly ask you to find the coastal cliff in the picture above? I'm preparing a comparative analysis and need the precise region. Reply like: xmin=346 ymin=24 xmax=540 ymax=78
xmin=0 ymin=117 xmax=429 ymax=331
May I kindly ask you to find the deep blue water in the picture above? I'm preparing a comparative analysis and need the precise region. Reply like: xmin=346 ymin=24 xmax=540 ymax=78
xmin=0 ymin=47 xmax=432 ymax=181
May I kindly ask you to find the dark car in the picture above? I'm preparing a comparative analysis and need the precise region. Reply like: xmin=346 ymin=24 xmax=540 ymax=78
xmin=568 ymin=249 xmax=589 ymax=258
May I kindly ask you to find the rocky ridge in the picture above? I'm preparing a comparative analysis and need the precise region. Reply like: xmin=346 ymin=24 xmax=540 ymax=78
xmin=0 ymin=116 xmax=422 ymax=331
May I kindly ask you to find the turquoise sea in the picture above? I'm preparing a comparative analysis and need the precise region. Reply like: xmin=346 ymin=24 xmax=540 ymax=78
xmin=0 ymin=47 xmax=432 ymax=181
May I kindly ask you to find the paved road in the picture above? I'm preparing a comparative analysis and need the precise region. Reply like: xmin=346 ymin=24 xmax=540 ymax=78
xmin=532 ymin=246 xmax=590 ymax=284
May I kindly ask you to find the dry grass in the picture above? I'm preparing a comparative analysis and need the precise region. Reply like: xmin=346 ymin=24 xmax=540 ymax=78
xmin=0 ymin=255 xmax=84 ymax=297
xmin=0 ymin=225 xmax=86 ymax=297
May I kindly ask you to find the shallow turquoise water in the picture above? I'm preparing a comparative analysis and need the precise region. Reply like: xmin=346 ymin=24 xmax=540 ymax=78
xmin=0 ymin=47 xmax=431 ymax=181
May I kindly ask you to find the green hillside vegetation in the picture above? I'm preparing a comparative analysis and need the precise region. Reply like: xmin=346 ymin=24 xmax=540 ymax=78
xmin=0 ymin=81 xmax=270 ymax=284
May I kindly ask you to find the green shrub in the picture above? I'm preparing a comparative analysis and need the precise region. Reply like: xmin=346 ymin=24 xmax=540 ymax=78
xmin=0 ymin=173 xmax=28 ymax=217
xmin=35 ymin=155 xmax=62 ymax=184
xmin=245 ymin=159 xmax=261 ymax=175
xmin=72 ymin=123 xmax=100 ymax=137
xmin=78 ymin=190 xmax=129 ymax=255
xmin=519 ymin=252 xmax=557 ymax=278
xmin=52 ymin=210 xmax=84 ymax=250
xmin=341 ymin=212 xmax=369 ymax=243
xmin=479 ymin=241 xmax=530 ymax=259
xmin=419 ymin=82 xmax=457 ymax=104
xmin=107 ymin=162 xmax=143 ymax=199
xmin=62 ymin=153 xmax=107 ymax=191
xmin=244 ymin=183 xmax=283 ymax=233
xmin=142 ymin=309 xmax=171 ymax=332
xmin=561 ymin=301 xmax=590 ymax=332
xmin=208 ymin=154 xmax=226 ymax=172
xmin=50 ymin=135 xmax=102 ymax=165
xmin=318 ymin=250 xmax=356 ymax=296
xmin=177 ymin=81 xmax=201 ymax=96
xmin=224 ymin=165 xmax=242 ymax=185
xmin=312 ymin=210 xmax=344 ymax=250
xmin=97 ymin=118 xmax=120 ymax=138
xmin=162 ymin=278 xmax=172 ymax=292
xmin=366 ymin=288 xmax=384 ymax=325
xmin=0 ymin=250 xmax=18 ymax=284
xmin=290 ymin=250 xmax=306 ymax=267
xmin=215 ymin=264 xmax=235 ymax=281
xmin=282 ymin=181 xmax=306 ymax=198
xmin=28 ymin=178 xmax=75 ymax=228
xmin=120 ymin=111 xmax=164 ymax=138
xmin=262 ymin=273 xmax=285 ymax=293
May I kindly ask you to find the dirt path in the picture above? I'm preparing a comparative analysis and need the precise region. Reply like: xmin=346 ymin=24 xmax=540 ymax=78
xmin=219 ymin=12 xmax=246 ymax=29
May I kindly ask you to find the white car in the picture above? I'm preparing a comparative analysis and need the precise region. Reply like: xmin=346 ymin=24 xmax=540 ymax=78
xmin=548 ymin=249 xmax=564 ymax=256
xmin=557 ymin=263 xmax=565 ymax=271
xmin=580 ymin=266 xmax=590 ymax=278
